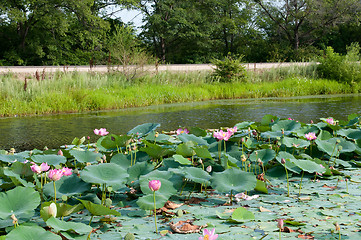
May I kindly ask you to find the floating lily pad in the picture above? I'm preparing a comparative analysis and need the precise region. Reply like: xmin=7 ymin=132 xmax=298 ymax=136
xmin=6 ymin=225 xmax=61 ymax=240
xmin=211 ymin=168 xmax=257 ymax=194
xmin=46 ymin=216 xmax=92 ymax=235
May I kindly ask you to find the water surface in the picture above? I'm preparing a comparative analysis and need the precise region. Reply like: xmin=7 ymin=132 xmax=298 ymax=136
xmin=1 ymin=94 xmax=360 ymax=150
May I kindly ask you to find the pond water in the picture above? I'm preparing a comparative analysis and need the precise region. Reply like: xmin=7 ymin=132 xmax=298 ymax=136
xmin=1 ymin=94 xmax=361 ymax=151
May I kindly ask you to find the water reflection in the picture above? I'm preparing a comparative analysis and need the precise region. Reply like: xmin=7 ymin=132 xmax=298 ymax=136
xmin=0 ymin=94 xmax=360 ymax=150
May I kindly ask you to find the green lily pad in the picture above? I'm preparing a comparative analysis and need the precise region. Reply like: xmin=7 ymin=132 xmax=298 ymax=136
xmin=172 ymin=154 xmax=192 ymax=165
xmin=249 ymin=149 xmax=276 ymax=164
xmin=271 ymin=120 xmax=301 ymax=132
xmin=78 ymin=199 xmax=121 ymax=216
xmin=69 ymin=150 xmax=102 ymax=164
xmin=6 ymin=225 xmax=62 ymax=240
xmin=0 ymin=154 xmax=27 ymax=163
xmin=211 ymin=168 xmax=257 ymax=194
xmin=80 ymin=163 xmax=129 ymax=190
xmin=43 ymin=174 xmax=92 ymax=198
xmin=180 ymin=166 xmax=211 ymax=185
xmin=140 ymin=141 xmax=175 ymax=159
xmin=281 ymin=137 xmax=310 ymax=148
xmin=230 ymin=207 xmax=255 ymax=223
xmin=0 ymin=186 xmax=40 ymax=221
xmin=46 ymin=216 xmax=92 ymax=235
xmin=127 ymin=123 xmax=160 ymax=137
xmin=136 ymin=193 xmax=169 ymax=211
xmin=176 ymin=142 xmax=196 ymax=157
xmin=30 ymin=155 xmax=66 ymax=166
xmin=290 ymin=159 xmax=326 ymax=174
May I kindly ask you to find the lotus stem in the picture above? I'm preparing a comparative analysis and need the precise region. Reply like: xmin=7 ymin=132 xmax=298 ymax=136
xmin=223 ymin=140 xmax=227 ymax=155
xmin=284 ymin=165 xmax=290 ymax=197
xmin=153 ymin=191 xmax=158 ymax=233
xmin=89 ymin=215 xmax=94 ymax=225
xmin=299 ymin=171 xmax=304 ymax=196
xmin=328 ymin=142 xmax=338 ymax=165
xmin=218 ymin=140 xmax=222 ymax=162
xmin=279 ymin=228 xmax=282 ymax=240
xmin=53 ymin=181 xmax=57 ymax=203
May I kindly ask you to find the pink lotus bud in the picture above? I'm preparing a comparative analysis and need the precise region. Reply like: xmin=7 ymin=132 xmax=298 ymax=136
xmin=206 ymin=166 xmax=212 ymax=173
xmin=281 ymin=158 xmax=286 ymax=164
xmin=148 ymin=180 xmax=161 ymax=191
xmin=277 ymin=219 xmax=284 ymax=230
xmin=57 ymin=149 xmax=63 ymax=156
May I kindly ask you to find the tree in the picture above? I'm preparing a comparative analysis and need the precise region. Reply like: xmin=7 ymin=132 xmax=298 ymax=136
xmin=254 ymin=0 xmax=361 ymax=52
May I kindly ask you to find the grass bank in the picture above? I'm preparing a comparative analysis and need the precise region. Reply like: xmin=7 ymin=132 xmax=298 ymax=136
xmin=0 ymin=65 xmax=360 ymax=117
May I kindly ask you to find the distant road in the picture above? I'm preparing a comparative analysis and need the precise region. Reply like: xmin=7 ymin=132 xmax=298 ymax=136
xmin=0 ymin=62 xmax=313 ymax=75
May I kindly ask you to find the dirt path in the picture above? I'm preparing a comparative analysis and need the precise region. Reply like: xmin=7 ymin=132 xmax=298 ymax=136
xmin=0 ymin=62 xmax=312 ymax=75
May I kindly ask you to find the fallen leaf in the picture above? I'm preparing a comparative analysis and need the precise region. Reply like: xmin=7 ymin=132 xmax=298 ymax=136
xmin=298 ymin=234 xmax=314 ymax=239
xmin=164 ymin=201 xmax=183 ymax=209
xmin=186 ymin=197 xmax=208 ymax=204
xmin=169 ymin=220 xmax=204 ymax=234
xmin=259 ymin=206 xmax=272 ymax=212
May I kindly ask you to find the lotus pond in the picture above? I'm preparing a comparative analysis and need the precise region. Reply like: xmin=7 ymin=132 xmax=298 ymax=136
xmin=1 ymin=114 xmax=361 ymax=239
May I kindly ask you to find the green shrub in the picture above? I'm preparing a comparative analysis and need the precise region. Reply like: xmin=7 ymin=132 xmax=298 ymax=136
xmin=317 ymin=43 xmax=361 ymax=84
xmin=211 ymin=55 xmax=247 ymax=83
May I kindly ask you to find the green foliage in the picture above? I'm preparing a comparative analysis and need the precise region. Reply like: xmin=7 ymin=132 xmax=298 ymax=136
xmin=211 ymin=55 xmax=247 ymax=83
xmin=317 ymin=43 xmax=361 ymax=84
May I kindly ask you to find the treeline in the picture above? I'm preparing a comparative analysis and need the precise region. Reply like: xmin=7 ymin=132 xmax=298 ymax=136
xmin=1 ymin=0 xmax=361 ymax=66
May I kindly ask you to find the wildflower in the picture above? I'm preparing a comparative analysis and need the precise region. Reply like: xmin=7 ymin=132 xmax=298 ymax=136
xmin=305 ymin=132 xmax=317 ymax=141
xmin=48 ymin=169 xmax=63 ymax=181
xmin=61 ymin=167 xmax=72 ymax=176
xmin=93 ymin=128 xmax=109 ymax=136
xmin=199 ymin=228 xmax=218 ymax=240
xmin=148 ymin=180 xmax=161 ymax=191
xmin=288 ymin=118 xmax=294 ymax=120
xmin=176 ymin=128 xmax=189 ymax=135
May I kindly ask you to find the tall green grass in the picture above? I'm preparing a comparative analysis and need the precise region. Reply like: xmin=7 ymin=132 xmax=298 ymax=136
xmin=0 ymin=66 xmax=359 ymax=117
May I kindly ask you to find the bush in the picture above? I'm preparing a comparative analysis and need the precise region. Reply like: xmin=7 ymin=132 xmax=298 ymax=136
xmin=211 ymin=55 xmax=247 ymax=83
xmin=317 ymin=43 xmax=361 ymax=84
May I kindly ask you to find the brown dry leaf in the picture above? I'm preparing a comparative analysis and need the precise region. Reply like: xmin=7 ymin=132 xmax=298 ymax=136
xmin=169 ymin=220 xmax=203 ymax=234
xmin=164 ymin=201 xmax=183 ymax=209
xmin=322 ymin=184 xmax=337 ymax=190
xmin=298 ymin=197 xmax=311 ymax=201
xmin=298 ymin=234 xmax=314 ymax=239
xmin=259 ymin=206 xmax=272 ymax=212
xmin=186 ymin=197 xmax=208 ymax=204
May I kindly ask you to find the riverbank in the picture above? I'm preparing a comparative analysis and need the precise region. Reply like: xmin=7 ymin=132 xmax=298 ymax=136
xmin=1 ymin=66 xmax=359 ymax=117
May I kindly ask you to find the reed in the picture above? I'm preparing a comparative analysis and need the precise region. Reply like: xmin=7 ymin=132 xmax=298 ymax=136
xmin=0 ymin=66 xmax=358 ymax=117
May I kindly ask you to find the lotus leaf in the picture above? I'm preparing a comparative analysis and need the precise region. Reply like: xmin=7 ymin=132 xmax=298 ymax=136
xmin=31 ymin=154 xmax=66 ymax=166
xmin=100 ymin=134 xmax=131 ymax=149
xmin=69 ymin=150 xmax=102 ymax=163
xmin=194 ymin=146 xmax=213 ymax=159
xmin=0 ymin=154 xmax=27 ymax=163
xmin=46 ymin=216 xmax=92 ymax=235
xmin=281 ymin=137 xmax=310 ymax=148
xmin=276 ymin=151 xmax=302 ymax=174
xmin=178 ymin=134 xmax=208 ymax=146
xmin=179 ymin=166 xmax=211 ymax=185
xmin=290 ymin=159 xmax=326 ymax=174
xmin=43 ymin=174 xmax=92 ymax=197
xmin=172 ymin=154 xmax=192 ymax=165
xmin=80 ymin=163 xmax=129 ymax=190
xmin=271 ymin=120 xmax=301 ymax=132
xmin=176 ymin=141 xmax=196 ymax=157
xmin=189 ymin=126 xmax=207 ymax=137
xmin=140 ymin=141 xmax=175 ymax=159
xmin=78 ymin=199 xmax=121 ymax=216
xmin=249 ymin=149 xmax=276 ymax=164
xmin=6 ymin=225 xmax=62 ymax=240
xmin=230 ymin=207 xmax=255 ymax=222
xmin=211 ymin=168 xmax=257 ymax=194
xmin=0 ymin=186 xmax=40 ymax=221
xmin=136 ymin=193 xmax=169 ymax=210
xmin=127 ymin=123 xmax=160 ymax=137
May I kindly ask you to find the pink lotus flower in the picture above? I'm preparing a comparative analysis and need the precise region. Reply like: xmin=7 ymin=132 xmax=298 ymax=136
xmin=61 ymin=167 xmax=72 ymax=176
xmin=213 ymin=130 xmax=232 ymax=141
xmin=39 ymin=162 xmax=50 ymax=172
xmin=48 ymin=169 xmax=63 ymax=181
xmin=305 ymin=132 xmax=317 ymax=141
xmin=326 ymin=117 xmax=336 ymax=125
xmin=227 ymin=126 xmax=237 ymax=135
xmin=148 ymin=180 xmax=161 ymax=191
xmin=30 ymin=164 xmax=41 ymax=174
xmin=199 ymin=228 xmax=218 ymax=240
xmin=176 ymin=128 xmax=189 ymax=135
xmin=93 ymin=128 xmax=109 ymax=136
